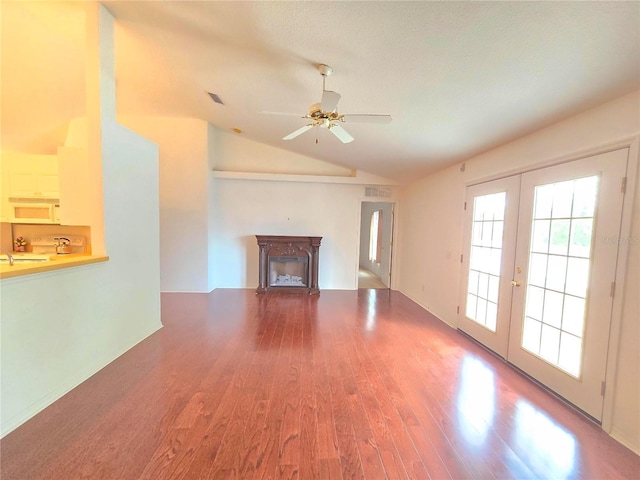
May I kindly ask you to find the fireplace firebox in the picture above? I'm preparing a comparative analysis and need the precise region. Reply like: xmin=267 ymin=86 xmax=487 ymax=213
xmin=256 ymin=235 xmax=321 ymax=294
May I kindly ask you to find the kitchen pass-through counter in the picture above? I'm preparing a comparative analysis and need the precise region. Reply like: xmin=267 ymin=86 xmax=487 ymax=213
xmin=0 ymin=253 xmax=109 ymax=279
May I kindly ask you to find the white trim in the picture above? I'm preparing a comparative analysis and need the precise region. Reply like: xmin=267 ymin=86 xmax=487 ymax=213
xmin=601 ymin=136 xmax=640 ymax=435
xmin=610 ymin=427 xmax=640 ymax=455
xmin=403 ymin=290 xmax=457 ymax=329
xmin=355 ymin=198 xmax=399 ymax=290
xmin=0 ymin=324 xmax=162 ymax=437
xmin=212 ymin=170 xmax=401 ymax=186
xmin=354 ymin=199 xmax=363 ymax=289
xmin=408 ymin=249 xmax=640 ymax=453
xmin=465 ymin=136 xmax=640 ymax=187
xmin=160 ymin=288 xmax=217 ymax=293
xmin=390 ymin=201 xmax=401 ymax=291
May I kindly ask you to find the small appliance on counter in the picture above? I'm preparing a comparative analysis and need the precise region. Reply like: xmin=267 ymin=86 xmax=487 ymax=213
xmin=30 ymin=234 xmax=86 ymax=255
xmin=54 ymin=237 xmax=72 ymax=254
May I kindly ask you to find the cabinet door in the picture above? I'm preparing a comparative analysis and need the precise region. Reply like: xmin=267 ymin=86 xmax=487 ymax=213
xmin=36 ymin=173 xmax=60 ymax=198
xmin=2 ymin=153 xmax=58 ymax=219
xmin=8 ymin=153 xmax=59 ymax=198
xmin=9 ymin=172 xmax=36 ymax=197
xmin=10 ymin=172 xmax=59 ymax=198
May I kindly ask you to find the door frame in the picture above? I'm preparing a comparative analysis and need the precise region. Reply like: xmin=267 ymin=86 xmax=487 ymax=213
xmin=458 ymin=136 xmax=639 ymax=436
xmin=355 ymin=199 xmax=399 ymax=290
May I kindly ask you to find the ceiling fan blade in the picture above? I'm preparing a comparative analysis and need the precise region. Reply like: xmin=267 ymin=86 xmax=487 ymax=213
xmin=321 ymin=90 xmax=341 ymax=112
xmin=341 ymin=114 xmax=392 ymax=124
xmin=260 ymin=111 xmax=305 ymax=117
xmin=328 ymin=123 xmax=354 ymax=143
xmin=283 ymin=124 xmax=313 ymax=140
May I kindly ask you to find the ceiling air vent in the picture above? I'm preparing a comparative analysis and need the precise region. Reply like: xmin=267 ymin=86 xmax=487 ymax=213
xmin=207 ymin=92 xmax=224 ymax=105
xmin=365 ymin=186 xmax=392 ymax=198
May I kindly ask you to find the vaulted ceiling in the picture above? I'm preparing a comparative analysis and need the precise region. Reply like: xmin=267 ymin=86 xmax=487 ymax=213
xmin=2 ymin=1 xmax=639 ymax=183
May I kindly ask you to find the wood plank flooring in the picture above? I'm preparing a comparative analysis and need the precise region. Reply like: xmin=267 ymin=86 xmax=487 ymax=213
xmin=1 ymin=289 xmax=638 ymax=479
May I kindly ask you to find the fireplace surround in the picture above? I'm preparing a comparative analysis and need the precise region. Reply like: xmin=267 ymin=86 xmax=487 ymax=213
xmin=256 ymin=235 xmax=321 ymax=294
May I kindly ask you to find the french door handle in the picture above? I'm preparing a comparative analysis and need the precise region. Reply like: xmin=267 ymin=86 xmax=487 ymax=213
xmin=511 ymin=280 xmax=521 ymax=287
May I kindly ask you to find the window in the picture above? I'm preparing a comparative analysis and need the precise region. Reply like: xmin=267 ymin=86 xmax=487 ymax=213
xmin=521 ymin=176 xmax=598 ymax=377
xmin=466 ymin=192 xmax=506 ymax=332
xmin=369 ymin=210 xmax=383 ymax=263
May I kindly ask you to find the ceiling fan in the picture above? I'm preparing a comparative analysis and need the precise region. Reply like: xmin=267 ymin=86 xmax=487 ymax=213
xmin=263 ymin=64 xmax=392 ymax=144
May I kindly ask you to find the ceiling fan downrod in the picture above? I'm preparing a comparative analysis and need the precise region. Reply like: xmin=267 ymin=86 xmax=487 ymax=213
xmin=318 ymin=64 xmax=332 ymax=92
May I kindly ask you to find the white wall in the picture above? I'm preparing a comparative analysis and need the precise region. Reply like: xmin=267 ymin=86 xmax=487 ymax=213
xmin=207 ymin=123 xmax=217 ymax=291
xmin=359 ymin=201 xmax=394 ymax=286
xmin=117 ymin=118 xmax=399 ymax=293
xmin=211 ymin=178 xmax=389 ymax=290
xmin=118 ymin=116 xmax=211 ymax=293
xmin=209 ymin=128 xmax=398 ymax=291
xmin=214 ymin=130 xmax=354 ymax=176
xmin=118 ymin=116 xmax=213 ymax=292
xmin=397 ymin=90 xmax=640 ymax=452
xmin=0 ymin=3 xmax=162 ymax=437
xmin=610 ymin=140 xmax=640 ymax=452
xmin=0 ymin=120 xmax=162 ymax=436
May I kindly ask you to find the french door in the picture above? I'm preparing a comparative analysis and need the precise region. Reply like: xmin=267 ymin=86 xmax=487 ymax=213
xmin=458 ymin=148 xmax=629 ymax=420
xmin=458 ymin=176 xmax=520 ymax=357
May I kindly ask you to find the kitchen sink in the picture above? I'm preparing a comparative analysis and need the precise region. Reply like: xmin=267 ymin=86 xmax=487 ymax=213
xmin=0 ymin=258 xmax=49 ymax=263
xmin=0 ymin=254 xmax=51 ymax=263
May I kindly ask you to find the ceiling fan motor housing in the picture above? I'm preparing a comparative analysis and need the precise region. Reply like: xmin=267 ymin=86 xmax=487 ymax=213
xmin=308 ymin=103 xmax=342 ymax=122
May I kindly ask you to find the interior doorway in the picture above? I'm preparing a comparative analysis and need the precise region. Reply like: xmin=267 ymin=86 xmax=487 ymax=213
xmin=358 ymin=201 xmax=394 ymax=289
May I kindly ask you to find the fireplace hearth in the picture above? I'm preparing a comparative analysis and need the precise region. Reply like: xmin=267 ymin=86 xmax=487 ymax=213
xmin=256 ymin=235 xmax=321 ymax=294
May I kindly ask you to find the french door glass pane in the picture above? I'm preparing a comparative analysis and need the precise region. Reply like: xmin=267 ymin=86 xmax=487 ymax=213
xmin=466 ymin=192 xmax=506 ymax=331
xmin=521 ymin=176 xmax=599 ymax=378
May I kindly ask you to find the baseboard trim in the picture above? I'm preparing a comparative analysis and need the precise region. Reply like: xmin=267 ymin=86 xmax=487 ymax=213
xmin=398 ymin=288 xmax=639 ymax=455
xmin=399 ymin=290 xmax=457 ymax=329
xmin=610 ymin=427 xmax=640 ymax=455
xmin=1 ymin=323 xmax=162 ymax=438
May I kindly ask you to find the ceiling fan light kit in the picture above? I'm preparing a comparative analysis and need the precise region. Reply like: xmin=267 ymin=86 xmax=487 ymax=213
xmin=265 ymin=64 xmax=391 ymax=144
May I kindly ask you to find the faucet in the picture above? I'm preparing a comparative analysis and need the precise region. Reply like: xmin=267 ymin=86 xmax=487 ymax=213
xmin=0 ymin=248 xmax=14 ymax=266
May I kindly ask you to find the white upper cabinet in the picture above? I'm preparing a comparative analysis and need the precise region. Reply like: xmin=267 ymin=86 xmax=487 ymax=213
xmin=1 ymin=153 xmax=59 ymax=222
xmin=10 ymin=171 xmax=59 ymax=198
xmin=1 ymin=150 xmax=92 ymax=225
xmin=5 ymin=154 xmax=59 ymax=199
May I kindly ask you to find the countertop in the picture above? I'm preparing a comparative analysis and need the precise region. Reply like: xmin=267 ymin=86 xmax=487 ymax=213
xmin=0 ymin=253 xmax=109 ymax=279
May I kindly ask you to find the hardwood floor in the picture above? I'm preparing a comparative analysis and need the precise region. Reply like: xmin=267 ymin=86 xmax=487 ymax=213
xmin=1 ymin=289 xmax=638 ymax=479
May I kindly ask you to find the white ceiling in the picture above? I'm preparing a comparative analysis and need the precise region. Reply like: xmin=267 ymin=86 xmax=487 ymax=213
xmin=3 ymin=2 xmax=639 ymax=183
